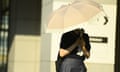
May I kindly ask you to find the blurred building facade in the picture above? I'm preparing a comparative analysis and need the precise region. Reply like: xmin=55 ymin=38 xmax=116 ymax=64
xmin=0 ymin=0 xmax=120 ymax=72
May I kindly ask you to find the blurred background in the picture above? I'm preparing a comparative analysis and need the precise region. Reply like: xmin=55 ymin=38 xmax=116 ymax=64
xmin=0 ymin=0 xmax=120 ymax=72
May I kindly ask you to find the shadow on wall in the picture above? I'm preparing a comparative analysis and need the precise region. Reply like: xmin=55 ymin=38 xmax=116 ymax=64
xmin=8 ymin=0 xmax=42 ymax=49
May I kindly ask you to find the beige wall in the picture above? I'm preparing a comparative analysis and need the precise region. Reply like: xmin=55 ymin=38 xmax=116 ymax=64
xmin=8 ymin=0 xmax=53 ymax=72
xmin=8 ymin=35 xmax=40 ymax=72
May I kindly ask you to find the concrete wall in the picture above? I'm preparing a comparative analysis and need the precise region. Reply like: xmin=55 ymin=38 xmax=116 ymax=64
xmin=8 ymin=0 xmax=41 ymax=72
xmin=8 ymin=36 xmax=40 ymax=72
xmin=40 ymin=0 xmax=53 ymax=72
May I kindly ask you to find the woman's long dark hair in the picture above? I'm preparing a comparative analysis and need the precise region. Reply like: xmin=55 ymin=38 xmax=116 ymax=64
xmin=79 ymin=28 xmax=86 ymax=48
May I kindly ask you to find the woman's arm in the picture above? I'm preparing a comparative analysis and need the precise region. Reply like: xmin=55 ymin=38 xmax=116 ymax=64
xmin=59 ymin=38 xmax=80 ymax=57
xmin=59 ymin=46 xmax=90 ymax=58
xmin=59 ymin=48 xmax=70 ymax=57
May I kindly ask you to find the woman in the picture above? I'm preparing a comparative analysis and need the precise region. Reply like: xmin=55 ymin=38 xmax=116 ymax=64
xmin=57 ymin=28 xmax=91 ymax=72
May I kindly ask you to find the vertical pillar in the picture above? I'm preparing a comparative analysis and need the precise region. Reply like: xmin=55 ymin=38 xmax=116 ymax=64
xmin=40 ymin=0 xmax=53 ymax=72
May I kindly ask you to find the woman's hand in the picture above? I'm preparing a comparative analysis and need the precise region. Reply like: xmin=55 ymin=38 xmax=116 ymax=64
xmin=82 ymin=46 xmax=90 ymax=58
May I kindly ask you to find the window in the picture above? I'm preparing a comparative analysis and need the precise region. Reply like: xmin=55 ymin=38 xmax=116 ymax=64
xmin=0 ymin=0 xmax=9 ymax=72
